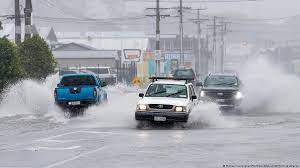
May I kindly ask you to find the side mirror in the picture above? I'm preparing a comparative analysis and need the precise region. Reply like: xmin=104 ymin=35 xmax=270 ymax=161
xmin=196 ymin=82 xmax=203 ymax=87
xmin=139 ymin=93 xmax=144 ymax=98
xmin=192 ymin=95 xmax=197 ymax=100
xmin=101 ymin=81 xmax=107 ymax=87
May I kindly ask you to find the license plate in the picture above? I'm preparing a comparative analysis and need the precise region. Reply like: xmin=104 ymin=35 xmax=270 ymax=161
xmin=69 ymin=101 xmax=80 ymax=106
xmin=216 ymin=99 xmax=225 ymax=103
xmin=154 ymin=116 xmax=166 ymax=122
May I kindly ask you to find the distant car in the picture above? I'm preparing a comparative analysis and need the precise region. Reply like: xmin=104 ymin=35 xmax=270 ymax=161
xmin=135 ymin=77 xmax=198 ymax=124
xmin=85 ymin=67 xmax=117 ymax=85
xmin=171 ymin=68 xmax=196 ymax=80
xmin=54 ymin=74 xmax=107 ymax=117
xmin=198 ymin=73 xmax=243 ymax=111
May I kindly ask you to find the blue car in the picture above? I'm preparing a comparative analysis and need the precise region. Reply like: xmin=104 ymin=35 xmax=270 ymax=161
xmin=54 ymin=74 xmax=107 ymax=117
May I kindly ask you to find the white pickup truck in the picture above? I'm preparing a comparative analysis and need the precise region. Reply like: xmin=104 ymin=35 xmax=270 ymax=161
xmin=84 ymin=67 xmax=117 ymax=85
xmin=135 ymin=77 xmax=198 ymax=123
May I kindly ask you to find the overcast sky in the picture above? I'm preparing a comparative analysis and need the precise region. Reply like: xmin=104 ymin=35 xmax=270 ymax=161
xmin=1 ymin=0 xmax=300 ymax=19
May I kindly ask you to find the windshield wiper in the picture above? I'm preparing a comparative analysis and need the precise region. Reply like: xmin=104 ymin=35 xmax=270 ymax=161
xmin=148 ymin=90 xmax=167 ymax=96
xmin=166 ymin=90 xmax=185 ymax=97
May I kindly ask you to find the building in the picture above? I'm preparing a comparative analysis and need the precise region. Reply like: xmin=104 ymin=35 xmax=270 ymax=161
xmin=52 ymin=42 xmax=121 ymax=69
xmin=0 ymin=24 xmax=58 ymax=46
xmin=146 ymin=35 xmax=199 ymax=75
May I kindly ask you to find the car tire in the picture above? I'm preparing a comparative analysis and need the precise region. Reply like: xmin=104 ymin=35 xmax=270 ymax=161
xmin=136 ymin=121 xmax=151 ymax=129
xmin=64 ymin=110 xmax=73 ymax=118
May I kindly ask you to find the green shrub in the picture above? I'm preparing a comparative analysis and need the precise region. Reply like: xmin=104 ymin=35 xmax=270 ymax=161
xmin=20 ymin=35 xmax=56 ymax=80
xmin=0 ymin=38 xmax=23 ymax=92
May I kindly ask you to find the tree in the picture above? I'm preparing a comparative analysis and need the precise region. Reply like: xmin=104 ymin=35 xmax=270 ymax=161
xmin=0 ymin=21 xmax=2 ymax=30
xmin=0 ymin=38 xmax=23 ymax=92
xmin=20 ymin=35 xmax=56 ymax=80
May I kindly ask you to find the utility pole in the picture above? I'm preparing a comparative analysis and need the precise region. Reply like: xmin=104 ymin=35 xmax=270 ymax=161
xmin=213 ymin=16 xmax=217 ymax=72
xmin=179 ymin=0 xmax=184 ymax=66
xmin=190 ymin=8 xmax=208 ymax=76
xmin=15 ymin=0 xmax=21 ymax=45
xmin=220 ymin=19 xmax=227 ymax=73
xmin=155 ymin=0 xmax=160 ymax=76
xmin=24 ymin=0 xmax=33 ymax=39
xmin=146 ymin=2 xmax=170 ymax=76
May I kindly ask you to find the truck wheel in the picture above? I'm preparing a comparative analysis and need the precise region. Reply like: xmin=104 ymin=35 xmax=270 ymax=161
xmin=64 ymin=110 xmax=73 ymax=118
xmin=136 ymin=121 xmax=151 ymax=129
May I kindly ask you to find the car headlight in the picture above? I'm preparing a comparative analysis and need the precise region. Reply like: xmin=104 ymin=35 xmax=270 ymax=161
xmin=136 ymin=104 xmax=147 ymax=111
xmin=175 ymin=106 xmax=187 ymax=112
xmin=235 ymin=91 xmax=243 ymax=99
xmin=200 ymin=91 xmax=206 ymax=97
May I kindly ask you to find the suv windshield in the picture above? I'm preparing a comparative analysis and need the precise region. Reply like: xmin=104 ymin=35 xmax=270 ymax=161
xmin=145 ymin=84 xmax=187 ymax=98
xmin=204 ymin=75 xmax=238 ymax=87
xmin=61 ymin=75 xmax=96 ymax=86
xmin=86 ymin=68 xmax=109 ymax=74
xmin=173 ymin=69 xmax=195 ymax=79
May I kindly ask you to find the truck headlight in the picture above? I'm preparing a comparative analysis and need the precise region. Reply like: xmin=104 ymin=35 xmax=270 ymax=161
xmin=136 ymin=104 xmax=147 ymax=111
xmin=200 ymin=91 xmax=206 ymax=97
xmin=175 ymin=106 xmax=186 ymax=112
xmin=235 ymin=91 xmax=243 ymax=99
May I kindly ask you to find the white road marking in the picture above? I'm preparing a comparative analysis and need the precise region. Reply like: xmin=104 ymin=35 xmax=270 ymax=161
xmin=26 ymin=146 xmax=81 ymax=151
xmin=43 ymin=146 xmax=107 ymax=168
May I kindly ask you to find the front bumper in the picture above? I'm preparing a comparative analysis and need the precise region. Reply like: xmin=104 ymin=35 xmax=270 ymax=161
xmin=135 ymin=111 xmax=189 ymax=122
xmin=200 ymin=98 xmax=242 ymax=109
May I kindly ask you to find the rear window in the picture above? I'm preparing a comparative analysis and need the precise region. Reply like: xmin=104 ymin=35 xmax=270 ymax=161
xmin=61 ymin=75 xmax=96 ymax=86
xmin=173 ymin=69 xmax=195 ymax=78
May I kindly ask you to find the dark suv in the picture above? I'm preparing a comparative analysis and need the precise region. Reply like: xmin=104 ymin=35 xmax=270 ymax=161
xmin=198 ymin=74 xmax=243 ymax=111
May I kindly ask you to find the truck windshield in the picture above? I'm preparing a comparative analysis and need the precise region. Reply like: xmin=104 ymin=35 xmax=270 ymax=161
xmin=145 ymin=84 xmax=187 ymax=98
xmin=204 ymin=75 xmax=238 ymax=87
xmin=61 ymin=75 xmax=96 ymax=86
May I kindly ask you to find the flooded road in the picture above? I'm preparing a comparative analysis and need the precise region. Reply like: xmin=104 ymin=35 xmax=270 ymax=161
xmin=0 ymin=59 xmax=300 ymax=168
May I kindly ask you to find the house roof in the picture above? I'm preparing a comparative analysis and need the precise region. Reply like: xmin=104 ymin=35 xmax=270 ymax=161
xmin=53 ymin=42 xmax=99 ymax=51
xmin=53 ymin=50 xmax=120 ymax=59
xmin=0 ymin=24 xmax=57 ymax=42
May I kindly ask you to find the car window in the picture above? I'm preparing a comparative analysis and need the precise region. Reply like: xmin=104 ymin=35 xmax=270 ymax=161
xmin=61 ymin=75 xmax=96 ymax=86
xmin=145 ymin=84 xmax=187 ymax=98
xmin=173 ymin=69 xmax=195 ymax=78
xmin=188 ymin=85 xmax=196 ymax=100
xmin=204 ymin=75 xmax=238 ymax=87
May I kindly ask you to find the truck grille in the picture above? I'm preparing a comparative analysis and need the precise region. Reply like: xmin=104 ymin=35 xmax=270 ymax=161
xmin=148 ymin=104 xmax=174 ymax=110
xmin=205 ymin=91 xmax=236 ymax=99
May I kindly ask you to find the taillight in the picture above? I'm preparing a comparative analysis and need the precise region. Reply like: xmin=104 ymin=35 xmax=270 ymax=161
xmin=93 ymin=88 xmax=97 ymax=97
xmin=54 ymin=89 xmax=57 ymax=97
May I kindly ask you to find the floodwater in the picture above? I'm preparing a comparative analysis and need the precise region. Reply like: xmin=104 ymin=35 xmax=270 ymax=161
xmin=0 ymin=59 xmax=299 ymax=168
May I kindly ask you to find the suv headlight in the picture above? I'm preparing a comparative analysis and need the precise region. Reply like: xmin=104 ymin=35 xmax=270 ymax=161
xmin=235 ymin=91 xmax=243 ymax=99
xmin=200 ymin=91 xmax=206 ymax=97
xmin=136 ymin=104 xmax=147 ymax=111
xmin=175 ymin=106 xmax=187 ymax=112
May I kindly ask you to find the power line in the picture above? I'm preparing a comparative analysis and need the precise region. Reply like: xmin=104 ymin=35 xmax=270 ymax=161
xmin=126 ymin=0 xmax=261 ymax=3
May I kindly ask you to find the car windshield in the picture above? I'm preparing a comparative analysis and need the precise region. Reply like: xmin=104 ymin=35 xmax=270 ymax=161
xmin=145 ymin=84 xmax=187 ymax=98
xmin=86 ymin=68 xmax=109 ymax=74
xmin=173 ymin=69 xmax=195 ymax=78
xmin=204 ymin=75 xmax=238 ymax=87
xmin=60 ymin=75 xmax=96 ymax=86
